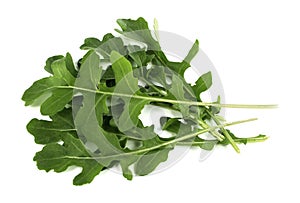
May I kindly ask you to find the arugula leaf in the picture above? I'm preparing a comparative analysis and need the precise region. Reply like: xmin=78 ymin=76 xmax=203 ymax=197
xmin=27 ymin=108 xmax=76 ymax=144
xmin=135 ymin=148 xmax=171 ymax=176
xmin=65 ymin=52 xmax=78 ymax=77
xmin=80 ymin=37 xmax=101 ymax=50
xmin=192 ymin=71 xmax=212 ymax=100
xmin=44 ymin=55 xmax=64 ymax=74
xmin=34 ymin=133 xmax=104 ymax=185
xmin=116 ymin=17 xmax=160 ymax=50
xmin=110 ymin=51 xmax=150 ymax=132
xmin=40 ymin=89 xmax=73 ymax=115
xmin=22 ymin=54 xmax=76 ymax=115
xmin=22 ymin=77 xmax=65 ymax=106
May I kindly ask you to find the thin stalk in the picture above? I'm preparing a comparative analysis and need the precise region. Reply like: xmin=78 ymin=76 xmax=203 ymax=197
xmin=57 ymin=85 xmax=277 ymax=109
xmin=178 ymin=135 xmax=268 ymax=146
xmin=206 ymin=110 xmax=240 ymax=153
xmin=197 ymin=119 xmax=224 ymax=141
xmin=139 ymin=77 xmax=167 ymax=96
xmin=45 ymin=118 xmax=257 ymax=162
xmin=93 ymin=117 xmax=257 ymax=160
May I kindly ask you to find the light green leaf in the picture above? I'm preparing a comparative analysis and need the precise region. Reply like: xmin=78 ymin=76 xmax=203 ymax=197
xmin=51 ymin=58 xmax=75 ymax=85
xmin=152 ymin=40 xmax=199 ymax=77
xmin=110 ymin=51 xmax=149 ymax=131
xmin=153 ymin=18 xmax=159 ymax=41
xmin=44 ymin=55 xmax=64 ymax=74
xmin=110 ymin=51 xmax=135 ymax=85
xmin=184 ymin=40 xmax=199 ymax=64
xmin=135 ymin=148 xmax=171 ymax=176
xmin=192 ymin=71 xmax=212 ymax=100
xmin=168 ymin=75 xmax=190 ymax=116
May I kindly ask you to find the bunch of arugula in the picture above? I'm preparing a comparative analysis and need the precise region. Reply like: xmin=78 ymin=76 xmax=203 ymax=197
xmin=22 ymin=17 xmax=274 ymax=185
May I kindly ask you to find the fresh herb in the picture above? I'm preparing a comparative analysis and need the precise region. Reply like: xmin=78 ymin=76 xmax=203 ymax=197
xmin=22 ymin=17 xmax=275 ymax=185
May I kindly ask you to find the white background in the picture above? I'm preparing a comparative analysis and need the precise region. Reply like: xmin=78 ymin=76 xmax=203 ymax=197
xmin=1 ymin=0 xmax=299 ymax=202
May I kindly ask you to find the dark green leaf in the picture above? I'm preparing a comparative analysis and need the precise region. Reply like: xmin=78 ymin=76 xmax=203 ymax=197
xmin=22 ymin=77 xmax=65 ymax=106
xmin=65 ymin=52 xmax=78 ymax=77
xmin=80 ymin=37 xmax=101 ymax=50
xmin=27 ymin=108 xmax=75 ymax=144
xmin=40 ymin=88 xmax=73 ymax=115
xmin=34 ymin=133 xmax=104 ymax=185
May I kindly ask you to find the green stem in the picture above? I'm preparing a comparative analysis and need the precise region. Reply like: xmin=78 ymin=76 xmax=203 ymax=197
xmin=92 ymin=117 xmax=257 ymax=160
xmin=178 ymin=135 xmax=268 ymax=146
xmin=139 ymin=77 xmax=167 ymax=96
xmin=197 ymin=119 xmax=224 ymax=141
xmin=57 ymin=85 xmax=277 ymax=109
xmin=206 ymin=110 xmax=240 ymax=153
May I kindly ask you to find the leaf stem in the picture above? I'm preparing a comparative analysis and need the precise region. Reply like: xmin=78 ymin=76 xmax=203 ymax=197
xmin=178 ymin=135 xmax=268 ymax=146
xmin=197 ymin=119 xmax=224 ymax=141
xmin=57 ymin=85 xmax=277 ymax=109
xmin=43 ymin=118 xmax=258 ymax=162
xmin=93 ymin=117 xmax=257 ymax=160
xmin=139 ymin=77 xmax=167 ymax=96
xmin=206 ymin=110 xmax=240 ymax=153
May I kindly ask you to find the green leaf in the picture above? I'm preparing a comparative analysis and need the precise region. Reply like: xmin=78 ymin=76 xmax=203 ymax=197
xmin=44 ymin=55 xmax=64 ymax=74
xmin=27 ymin=119 xmax=62 ymax=144
xmin=151 ymin=40 xmax=199 ymax=77
xmin=40 ymin=88 xmax=73 ymax=116
xmin=116 ymin=17 xmax=160 ymax=50
xmin=27 ymin=108 xmax=75 ymax=144
xmin=76 ymin=51 xmax=101 ymax=89
xmin=168 ymin=75 xmax=191 ymax=116
xmin=95 ymin=94 xmax=109 ymax=125
xmin=146 ymin=65 xmax=168 ymax=87
xmin=65 ymin=52 xmax=77 ymax=77
xmin=124 ymin=125 xmax=158 ymax=140
xmin=117 ymin=17 xmax=149 ymax=32
xmin=34 ymin=133 xmax=104 ymax=185
xmin=51 ymin=58 xmax=75 ymax=85
xmin=192 ymin=137 xmax=216 ymax=150
xmin=161 ymin=117 xmax=181 ymax=134
xmin=192 ymin=71 xmax=212 ymax=100
xmin=117 ymin=98 xmax=149 ymax=132
xmin=98 ymin=37 xmax=127 ymax=58
xmin=127 ymin=46 xmax=154 ymax=67
xmin=80 ymin=34 xmax=115 ymax=51
xmin=80 ymin=37 xmax=101 ymax=50
xmin=110 ymin=51 xmax=135 ymax=84
xmin=170 ymin=39 xmax=199 ymax=77
xmin=135 ymin=148 xmax=171 ymax=176
xmin=22 ymin=77 xmax=65 ymax=106
xmin=184 ymin=40 xmax=199 ymax=64
xmin=110 ymin=51 xmax=148 ymax=131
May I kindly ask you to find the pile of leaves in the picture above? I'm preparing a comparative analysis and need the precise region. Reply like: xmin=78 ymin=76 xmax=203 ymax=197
xmin=22 ymin=17 xmax=271 ymax=185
